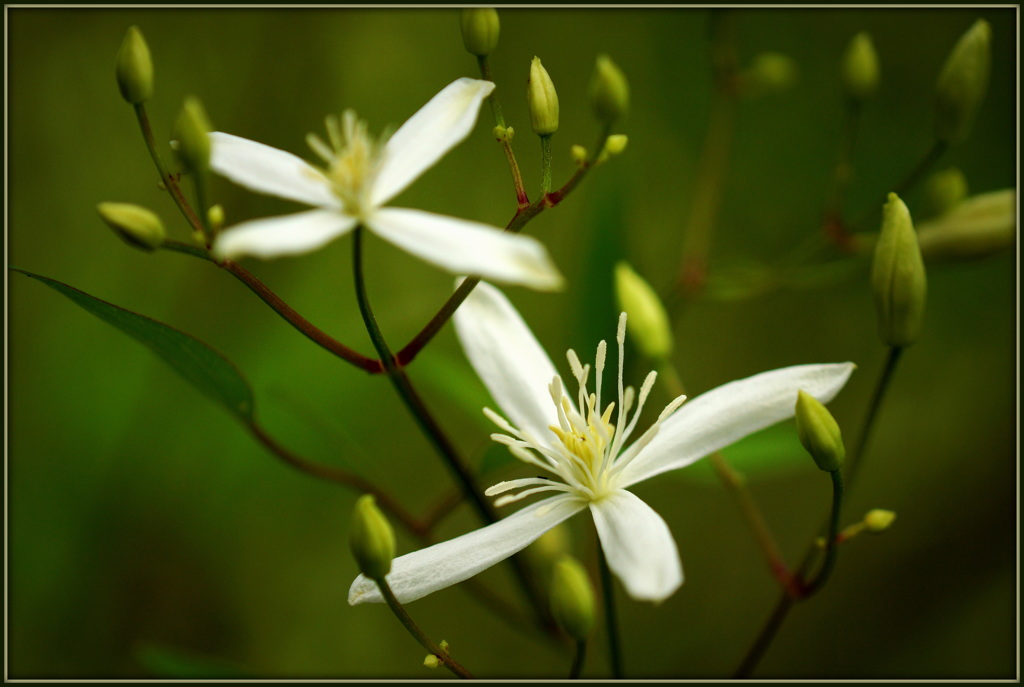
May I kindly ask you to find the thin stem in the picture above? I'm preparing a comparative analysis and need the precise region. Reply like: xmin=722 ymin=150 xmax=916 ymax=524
xmin=847 ymin=346 xmax=903 ymax=490
xmin=540 ymin=134 xmax=554 ymax=196
xmin=377 ymin=577 xmax=474 ymax=679
xmin=822 ymin=100 xmax=863 ymax=250
xmin=570 ymin=639 xmax=587 ymax=679
xmin=478 ymin=54 xmax=528 ymax=206
xmin=160 ymin=240 xmax=383 ymax=373
xmin=802 ymin=470 xmax=845 ymax=597
xmin=597 ymin=544 xmax=623 ymax=679
xmin=734 ymin=594 xmax=796 ymax=679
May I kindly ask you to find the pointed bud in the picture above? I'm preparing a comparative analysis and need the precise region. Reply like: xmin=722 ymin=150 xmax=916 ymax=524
xmin=349 ymin=495 xmax=395 ymax=581
xmin=172 ymin=97 xmax=213 ymax=175
xmin=527 ymin=57 xmax=559 ymax=136
xmin=116 ymin=26 xmax=153 ymax=105
xmin=864 ymin=509 xmax=897 ymax=533
xmin=550 ymin=556 xmax=595 ymax=642
xmin=935 ymin=19 xmax=992 ymax=144
xmin=460 ymin=9 xmax=499 ymax=57
xmin=97 ymin=202 xmax=165 ymax=252
xmin=589 ymin=54 xmax=629 ymax=124
xmin=917 ymin=189 xmax=1016 ymax=262
xmin=795 ymin=390 xmax=845 ymax=473
xmin=842 ymin=32 xmax=880 ymax=102
xmin=615 ymin=262 xmax=673 ymax=360
xmin=871 ymin=193 xmax=927 ymax=347
xmin=921 ymin=167 xmax=969 ymax=219
xmin=745 ymin=52 xmax=799 ymax=96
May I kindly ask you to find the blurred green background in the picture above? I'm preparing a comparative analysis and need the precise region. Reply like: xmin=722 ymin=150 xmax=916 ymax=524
xmin=7 ymin=7 xmax=1017 ymax=679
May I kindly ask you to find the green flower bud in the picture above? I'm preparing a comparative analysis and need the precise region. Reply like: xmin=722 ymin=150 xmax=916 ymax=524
xmin=550 ymin=556 xmax=595 ymax=641
xmin=97 ymin=202 xmax=165 ymax=252
xmin=172 ymin=96 xmax=213 ymax=175
xmin=349 ymin=495 xmax=395 ymax=581
xmin=615 ymin=261 xmax=673 ymax=360
xmin=842 ymin=32 xmax=880 ymax=102
xmin=871 ymin=193 xmax=927 ymax=348
xmin=917 ymin=189 xmax=1016 ymax=262
xmin=527 ymin=57 xmax=559 ymax=136
xmin=864 ymin=509 xmax=897 ymax=533
xmin=589 ymin=54 xmax=629 ymax=124
xmin=745 ymin=52 xmax=799 ymax=96
xmin=795 ymin=390 xmax=845 ymax=473
xmin=116 ymin=26 xmax=153 ymax=105
xmin=460 ymin=9 xmax=499 ymax=57
xmin=935 ymin=19 xmax=992 ymax=144
xmin=921 ymin=167 xmax=969 ymax=219
xmin=570 ymin=145 xmax=588 ymax=166
xmin=423 ymin=654 xmax=441 ymax=669
xmin=208 ymin=204 xmax=225 ymax=232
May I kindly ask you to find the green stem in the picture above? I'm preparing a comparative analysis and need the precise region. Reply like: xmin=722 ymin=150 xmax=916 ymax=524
xmin=801 ymin=470 xmax=845 ymax=597
xmin=540 ymin=134 xmax=554 ymax=196
xmin=847 ymin=346 xmax=903 ymax=490
xmin=478 ymin=54 xmax=528 ymax=206
xmin=597 ymin=544 xmax=623 ymax=679
xmin=734 ymin=593 xmax=796 ymax=678
xmin=570 ymin=639 xmax=587 ymax=679
xmin=377 ymin=577 xmax=474 ymax=679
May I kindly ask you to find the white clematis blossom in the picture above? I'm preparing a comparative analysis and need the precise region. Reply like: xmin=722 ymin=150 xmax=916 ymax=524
xmin=207 ymin=78 xmax=563 ymax=291
xmin=348 ymin=283 xmax=855 ymax=605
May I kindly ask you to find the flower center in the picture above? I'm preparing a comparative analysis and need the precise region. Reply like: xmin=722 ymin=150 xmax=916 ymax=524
xmin=549 ymin=398 xmax=616 ymax=474
xmin=307 ymin=111 xmax=386 ymax=218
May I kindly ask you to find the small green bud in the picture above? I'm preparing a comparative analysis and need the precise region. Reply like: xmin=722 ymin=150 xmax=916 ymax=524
xmin=795 ymin=390 xmax=845 ymax=473
xmin=97 ymin=202 xmax=165 ymax=252
xmin=208 ymin=204 xmax=225 ymax=232
xmin=921 ymin=167 xmax=969 ymax=219
xmin=550 ymin=556 xmax=595 ymax=641
xmin=439 ymin=640 xmax=449 ymax=653
xmin=842 ymin=32 xmax=880 ymax=101
xmin=871 ymin=193 xmax=927 ymax=347
xmin=934 ymin=19 xmax=992 ymax=144
xmin=460 ymin=9 xmax=499 ymax=57
xmin=864 ymin=509 xmax=897 ymax=533
xmin=527 ymin=57 xmax=559 ymax=136
xmin=615 ymin=262 xmax=674 ymax=360
xmin=604 ymin=134 xmax=628 ymax=156
xmin=423 ymin=654 xmax=441 ymax=669
xmin=116 ymin=26 xmax=153 ymax=105
xmin=172 ymin=96 xmax=213 ymax=175
xmin=589 ymin=54 xmax=629 ymax=124
xmin=570 ymin=145 xmax=588 ymax=166
xmin=349 ymin=495 xmax=395 ymax=581
xmin=917 ymin=189 xmax=1016 ymax=262
xmin=745 ymin=52 xmax=799 ymax=96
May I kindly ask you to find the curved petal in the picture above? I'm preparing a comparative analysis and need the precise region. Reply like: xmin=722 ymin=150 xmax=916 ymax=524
xmin=453 ymin=281 xmax=564 ymax=443
xmin=209 ymin=132 xmax=339 ymax=208
xmin=619 ymin=362 xmax=856 ymax=488
xmin=349 ymin=496 xmax=585 ymax=605
xmin=371 ymin=78 xmax=495 ymax=206
xmin=591 ymin=490 xmax=683 ymax=602
xmin=211 ymin=208 xmax=356 ymax=260
xmin=367 ymin=207 xmax=564 ymax=291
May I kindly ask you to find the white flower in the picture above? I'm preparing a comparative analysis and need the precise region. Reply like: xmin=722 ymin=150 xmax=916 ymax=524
xmin=348 ymin=283 xmax=855 ymax=605
xmin=207 ymin=78 xmax=564 ymax=291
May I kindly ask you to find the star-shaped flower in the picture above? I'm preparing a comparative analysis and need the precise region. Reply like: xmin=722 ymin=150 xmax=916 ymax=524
xmin=349 ymin=282 xmax=855 ymax=605
xmin=207 ymin=78 xmax=563 ymax=291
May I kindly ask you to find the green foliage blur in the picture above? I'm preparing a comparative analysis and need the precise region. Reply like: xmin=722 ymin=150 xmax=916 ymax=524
xmin=7 ymin=7 xmax=1016 ymax=679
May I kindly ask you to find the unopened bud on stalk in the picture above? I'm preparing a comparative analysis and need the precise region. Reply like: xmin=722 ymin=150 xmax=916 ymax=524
xmin=922 ymin=167 xmax=969 ymax=219
xmin=116 ymin=26 xmax=153 ymax=104
xmin=208 ymin=204 xmax=225 ymax=232
xmin=349 ymin=495 xmax=395 ymax=581
xmin=615 ymin=262 xmax=673 ymax=360
xmin=172 ymin=97 xmax=213 ymax=175
xmin=97 ymin=202 xmax=165 ymax=252
xmin=423 ymin=654 xmax=441 ymax=669
xmin=934 ymin=19 xmax=992 ymax=144
xmin=745 ymin=52 xmax=798 ymax=95
xmin=571 ymin=145 xmax=588 ymax=166
xmin=589 ymin=54 xmax=629 ymax=124
xmin=795 ymin=390 xmax=845 ymax=473
xmin=842 ymin=32 xmax=880 ymax=102
xmin=864 ymin=509 xmax=897 ymax=533
xmin=917 ymin=189 xmax=1016 ymax=262
xmin=528 ymin=57 xmax=559 ymax=136
xmin=871 ymin=193 xmax=927 ymax=347
xmin=461 ymin=9 xmax=499 ymax=57
xmin=597 ymin=134 xmax=629 ymax=163
xmin=550 ymin=556 xmax=595 ymax=641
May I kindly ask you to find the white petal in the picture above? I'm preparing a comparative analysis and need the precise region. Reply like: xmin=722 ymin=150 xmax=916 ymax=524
xmin=619 ymin=362 xmax=856 ymax=488
xmin=348 ymin=496 xmax=585 ymax=605
xmin=367 ymin=207 xmax=564 ymax=290
xmin=454 ymin=281 xmax=563 ymax=443
xmin=591 ymin=490 xmax=683 ymax=602
xmin=211 ymin=208 xmax=357 ymax=260
xmin=370 ymin=78 xmax=495 ymax=206
xmin=209 ymin=132 xmax=339 ymax=208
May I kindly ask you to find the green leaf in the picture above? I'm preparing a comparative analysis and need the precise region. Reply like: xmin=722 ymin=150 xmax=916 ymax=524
xmin=671 ymin=421 xmax=809 ymax=484
xmin=12 ymin=267 xmax=254 ymax=422
xmin=135 ymin=643 xmax=250 ymax=679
